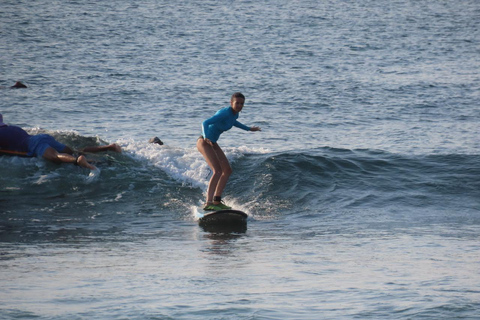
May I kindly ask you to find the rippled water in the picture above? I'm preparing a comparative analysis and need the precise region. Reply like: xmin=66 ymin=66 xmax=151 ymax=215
xmin=1 ymin=0 xmax=479 ymax=319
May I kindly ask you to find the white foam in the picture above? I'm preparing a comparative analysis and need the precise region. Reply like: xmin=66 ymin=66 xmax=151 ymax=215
xmin=34 ymin=172 xmax=61 ymax=185
xmin=192 ymin=205 xmax=204 ymax=220
xmin=85 ymin=167 xmax=101 ymax=184
xmin=0 ymin=155 xmax=38 ymax=167
xmin=117 ymin=138 xmax=267 ymax=190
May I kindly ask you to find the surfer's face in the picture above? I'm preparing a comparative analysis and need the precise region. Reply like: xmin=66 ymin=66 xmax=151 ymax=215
xmin=231 ymin=97 xmax=245 ymax=113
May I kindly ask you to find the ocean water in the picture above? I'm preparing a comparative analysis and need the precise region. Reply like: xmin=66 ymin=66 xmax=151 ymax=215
xmin=1 ymin=0 xmax=480 ymax=319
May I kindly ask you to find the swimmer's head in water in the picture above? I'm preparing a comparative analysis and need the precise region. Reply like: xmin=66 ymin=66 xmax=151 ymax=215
xmin=149 ymin=137 xmax=164 ymax=145
xmin=11 ymin=81 xmax=27 ymax=88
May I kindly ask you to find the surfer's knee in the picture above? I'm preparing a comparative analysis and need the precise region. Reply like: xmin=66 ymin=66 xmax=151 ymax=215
xmin=222 ymin=166 xmax=232 ymax=177
xmin=42 ymin=147 xmax=61 ymax=163
xmin=211 ymin=166 xmax=223 ymax=179
xmin=213 ymin=163 xmax=232 ymax=177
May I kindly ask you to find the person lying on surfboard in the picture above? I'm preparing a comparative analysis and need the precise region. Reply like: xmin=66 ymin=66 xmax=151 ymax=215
xmin=0 ymin=114 xmax=121 ymax=170
xmin=197 ymin=92 xmax=261 ymax=211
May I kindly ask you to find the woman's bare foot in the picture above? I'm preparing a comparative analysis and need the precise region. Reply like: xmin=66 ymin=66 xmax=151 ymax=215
xmin=77 ymin=155 xmax=97 ymax=170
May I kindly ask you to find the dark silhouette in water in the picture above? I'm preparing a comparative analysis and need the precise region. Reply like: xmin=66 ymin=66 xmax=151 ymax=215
xmin=1 ymin=81 xmax=27 ymax=89
xmin=11 ymin=81 xmax=27 ymax=88
xmin=149 ymin=137 xmax=164 ymax=145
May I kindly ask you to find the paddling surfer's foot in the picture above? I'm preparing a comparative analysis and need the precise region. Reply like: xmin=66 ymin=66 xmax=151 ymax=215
xmin=76 ymin=155 xmax=97 ymax=170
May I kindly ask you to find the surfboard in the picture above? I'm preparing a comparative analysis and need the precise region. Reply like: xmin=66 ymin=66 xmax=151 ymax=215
xmin=0 ymin=148 xmax=30 ymax=157
xmin=195 ymin=207 xmax=248 ymax=233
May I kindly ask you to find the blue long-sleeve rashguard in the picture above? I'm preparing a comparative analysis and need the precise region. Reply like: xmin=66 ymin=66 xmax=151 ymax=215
xmin=202 ymin=107 xmax=250 ymax=143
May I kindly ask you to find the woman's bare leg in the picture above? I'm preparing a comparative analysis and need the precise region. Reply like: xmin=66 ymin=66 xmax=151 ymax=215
xmin=210 ymin=143 xmax=232 ymax=203
xmin=197 ymin=139 xmax=222 ymax=203
xmin=43 ymin=147 xmax=96 ymax=170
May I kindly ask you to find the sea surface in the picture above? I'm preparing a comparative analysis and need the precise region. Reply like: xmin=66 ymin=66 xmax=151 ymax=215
xmin=1 ymin=0 xmax=480 ymax=319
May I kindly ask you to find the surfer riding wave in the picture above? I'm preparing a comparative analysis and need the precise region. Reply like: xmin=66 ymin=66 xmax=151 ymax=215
xmin=196 ymin=92 xmax=261 ymax=211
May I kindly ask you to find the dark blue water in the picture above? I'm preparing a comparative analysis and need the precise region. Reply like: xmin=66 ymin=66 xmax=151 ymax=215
xmin=1 ymin=0 xmax=480 ymax=319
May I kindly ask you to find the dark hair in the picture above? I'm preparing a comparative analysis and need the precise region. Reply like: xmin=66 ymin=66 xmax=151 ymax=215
xmin=231 ymin=92 xmax=245 ymax=101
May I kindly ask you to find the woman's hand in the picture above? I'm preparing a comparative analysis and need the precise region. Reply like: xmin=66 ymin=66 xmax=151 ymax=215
xmin=250 ymin=126 xmax=261 ymax=132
